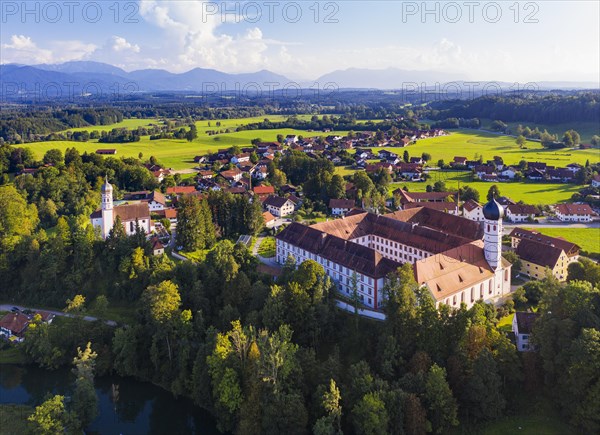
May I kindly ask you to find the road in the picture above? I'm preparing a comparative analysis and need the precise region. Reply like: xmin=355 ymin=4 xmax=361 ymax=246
xmin=0 ymin=304 xmax=118 ymax=327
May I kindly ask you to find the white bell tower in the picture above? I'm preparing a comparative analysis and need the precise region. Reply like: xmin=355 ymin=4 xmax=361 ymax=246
xmin=101 ymin=176 xmax=114 ymax=239
xmin=482 ymin=198 xmax=504 ymax=270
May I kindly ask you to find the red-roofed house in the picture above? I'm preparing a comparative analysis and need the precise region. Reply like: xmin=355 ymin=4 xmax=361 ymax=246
xmin=253 ymin=185 xmax=275 ymax=200
xmin=555 ymin=203 xmax=596 ymax=222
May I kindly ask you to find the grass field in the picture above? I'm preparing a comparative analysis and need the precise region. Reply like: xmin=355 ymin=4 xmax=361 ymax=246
xmin=480 ymin=118 xmax=600 ymax=144
xmin=388 ymin=130 xmax=599 ymax=166
xmin=257 ymin=237 xmax=276 ymax=258
xmin=523 ymin=227 xmax=600 ymax=254
xmin=389 ymin=170 xmax=582 ymax=204
xmin=496 ymin=313 xmax=514 ymax=332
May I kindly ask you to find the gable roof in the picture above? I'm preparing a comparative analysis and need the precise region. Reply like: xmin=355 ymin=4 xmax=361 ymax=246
xmin=329 ymin=199 xmax=355 ymax=209
xmin=508 ymin=227 xmax=580 ymax=255
xmin=0 ymin=312 xmax=30 ymax=335
xmin=166 ymin=186 xmax=196 ymax=195
xmin=276 ymin=222 xmax=400 ymax=278
xmin=253 ymin=185 xmax=275 ymax=195
xmin=515 ymin=239 xmax=564 ymax=268
xmin=114 ymin=203 xmax=150 ymax=222
xmin=555 ymin=203 xmax=595 ymax=216
xmin=506 ymin=204 xmax=539 ymax=215
xmin=263 ymin=195 xmax=292 ymax=208
xmin=414 ymin=240 xmax=498 ymax=301
xmin=463 ymin=199 xmax=481 ymax=212
xmin=515 ymin=312 xmax=539 ymax=334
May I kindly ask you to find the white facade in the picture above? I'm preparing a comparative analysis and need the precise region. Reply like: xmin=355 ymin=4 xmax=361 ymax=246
xmin=148 ymin=200 xmax=165 ymax=211
xmin=463 ymin=205 xmax=484 ymax=221
xmin=331 ymin=207 xmax=352 ymax=216
xmin=101 ymin=180 xmax=114 ymax=239
xmin=276 ymin=238 xmax=382 ymax=308
xmin=506 ymin=208 xmax=534 ymax=223
xmin=513 ymin=315 xmax=533 ymax=351
xmin=556 ymin=211 xmax=593 ymax=222
xmin=266 ymin=200 xmax=295 ymax=217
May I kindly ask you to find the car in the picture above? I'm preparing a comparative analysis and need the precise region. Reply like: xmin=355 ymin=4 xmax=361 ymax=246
xmin=10 ymin=306 xmax=20 ymax=312
xmin=22 ymin=309 xmax=33 ymax=315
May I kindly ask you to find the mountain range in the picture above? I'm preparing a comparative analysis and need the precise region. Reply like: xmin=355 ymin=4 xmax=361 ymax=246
xmin=0 ymin=61 xmax=597 ymax=97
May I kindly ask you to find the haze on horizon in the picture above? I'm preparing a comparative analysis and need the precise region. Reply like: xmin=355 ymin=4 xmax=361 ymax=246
xmin=1 ymin=0 xmax=598 ymax=84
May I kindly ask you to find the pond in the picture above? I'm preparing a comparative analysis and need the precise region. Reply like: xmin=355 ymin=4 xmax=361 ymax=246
xmin=0 ymin=364 xmax=221 ymax=434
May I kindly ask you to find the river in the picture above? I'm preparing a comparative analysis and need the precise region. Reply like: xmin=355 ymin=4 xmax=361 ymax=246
xmin=0 ymin=364 xmax=221 ymax=434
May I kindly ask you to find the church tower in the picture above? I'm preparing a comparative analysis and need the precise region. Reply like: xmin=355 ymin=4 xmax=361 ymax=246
xmin=101 ymin=177 xmax=114 ymax=239
xmin=482 ymin=198 xmax=504 ymax=270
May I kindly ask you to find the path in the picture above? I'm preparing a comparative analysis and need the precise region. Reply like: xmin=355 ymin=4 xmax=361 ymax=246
xmin=252 ymin=236 xmax=280 ymax=268
xmin=0 ymin=304 xmax=118 ymax=327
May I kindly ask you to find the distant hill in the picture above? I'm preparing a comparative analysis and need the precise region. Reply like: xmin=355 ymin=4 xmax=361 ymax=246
xmin=1 ymin=61 xmax=597 ymax=99
xmin=315 ymin=67 xmax=466 ymax=89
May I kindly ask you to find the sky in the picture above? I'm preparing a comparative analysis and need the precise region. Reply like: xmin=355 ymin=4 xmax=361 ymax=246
xmin=1 ymin=0 xmax=599 ymax=83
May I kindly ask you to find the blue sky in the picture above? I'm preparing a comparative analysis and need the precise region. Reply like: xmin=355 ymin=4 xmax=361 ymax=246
xmin=1 ymin=1 xmax=598 ymax=82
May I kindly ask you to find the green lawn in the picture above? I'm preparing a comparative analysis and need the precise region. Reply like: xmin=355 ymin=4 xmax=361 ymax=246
xmin=179 ymin=249 xmax=210 ymax=262
xmin=383 ymin=130 xmax=599 ymax=167
xmin=522 ymin=227 xmax=600 ymax=255
xmin=389 ymin=171 xmax=582 ymax=204
xmin=497 ymin=313 xmax=514 ymax=332
xmin=0 ymin=404 xmax=33 ymax=435
xmin=478 ymin=414 xmax=574 ymax=435
xmin=480 ymin=118 xmax=600 ymax=144
xmin=258 ymin=237 xmax=276 ymax=258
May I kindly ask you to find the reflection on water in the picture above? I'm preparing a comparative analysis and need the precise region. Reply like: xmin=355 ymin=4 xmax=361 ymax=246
xmin=0 ymin=364 xmax=220 ymax=435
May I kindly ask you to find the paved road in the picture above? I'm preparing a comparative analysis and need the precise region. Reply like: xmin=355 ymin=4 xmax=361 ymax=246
xmin=0 ymin=304 xmax=118 ymax=327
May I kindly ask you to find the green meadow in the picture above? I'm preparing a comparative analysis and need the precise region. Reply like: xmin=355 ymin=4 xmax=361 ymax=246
xmin=522 ymin=227 xmax=600 ymax=255
xmin=388 ymin=170 xmax=582 ymax=204
xmin=480 ymin=118 xmax=600 ymax=144
xmin=25 ymin=119 xmax=598 ymax=203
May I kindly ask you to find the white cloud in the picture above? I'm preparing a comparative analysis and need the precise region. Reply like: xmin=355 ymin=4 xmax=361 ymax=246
xmin=110 ymin=36 xmax=141 ymax=53
xmin=1 ymin=35 xmax=95 ymax=65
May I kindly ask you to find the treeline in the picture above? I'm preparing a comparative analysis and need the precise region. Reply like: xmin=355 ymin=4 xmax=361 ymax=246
xmin=0 ymin=143 xmax=159 ymax=224
xmin=0 ymin=108 xmax=123 ymax=144
xmin=237 ymin=114 xmax=421 ymax=134
xmin=425 ymin=93 xmax=600 ymax=124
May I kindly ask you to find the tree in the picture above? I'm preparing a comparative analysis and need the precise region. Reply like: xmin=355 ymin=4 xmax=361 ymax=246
xmin=72 ymin=342 xmax=98 ymax=428
xmin=28 ymin=395 xmax=71 ymax=435
xmin=502 ymin=251 xmax=521 ymax=278
xmin=176 ymin=195 xmax=214 ymax=251
xmin=0 ymin=185 xmax=39 ymax=252
xmin=142 ymin=280 xmax=181 ymax=361
xmin=313 ymin=379 xmax=342 ymax=435
xmin=352 ymin=392 xmax=389 ymax=435
xmin=486 ymin=185 xmax=500 ymax=201
xmin=327 ymin=174 xmax=346 ymax=200
xmin=421 ymin=152 xmax=432 ymax=162
xmin=591 ymin=135 xmax=600 ymax=147
xmin=403 ymin=393 xmax=428 ymax=435
xmin=464 ymin=348 xmax=505 ymax=421
xmin=65 ymin=295 xmax=86 ymax=313
xmin=91 ymin=295 xmax=109 ymax=317
xmin=186 ymin=124 xmax=198 ymax=142
xmin=460 ymin=185 xmax=480 ymax=202
xmin=424 ymin=364 xmax=458 ymax=434
xmin=403 ymin=150 xmax=410 ymax=163
xmin=515 ymin=135 xmax=526 ymax=148
xmin=432 ymin=181 xmax=446 ymax=192
xmin=43 ymin=148 xmax=64 ymax=166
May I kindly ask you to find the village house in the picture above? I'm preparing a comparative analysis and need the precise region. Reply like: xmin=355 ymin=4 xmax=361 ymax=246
xmin=462 ymin=199 xmax=484 ymax=221
xmin=505 ymin=204 xmax=539 ymax=223
xmin=253 ymin=185 xmax=275 ymax=201
xmin=198 ymin=170 xmax=214 ymax=179
xmin=509 ymin=227 xmax=580 ymax=281
xmin=591 ymin=174 xmax=600 ymax=188
xmin=452 ymin=156 xmax=468 ymax=167
xmin=231 ymin=153 xmax=251 ymax=164
xmin=275 ymin=200 xmax=511 ymax=310
xmin=219 ymin=167 xmax=243 ymax=184
xmin=513 ymin=312 xmax=539 ymax=351
xmin=0 ymin=310 xmax=55 ymax=342
xmin=166 ymin=186 xmax=197 ymax=196
xmin=263 ymin=196 xmax=295 ymax=217
xmin=151 ymin=237 xmax=165 ymax=256
xmin=95 ymin=149 xmax=117 ymax=155
xmin=329 ymin=198 xmax=356 ymax=216
xmin=396 ymin=163 xmax=423 ymax=180
xmin=263 ymin=211 xmax=276 ymax=228
xmin=500 ymin=167 xmax=518 ymax=180
xmin=554 ymin=203 xmax=596 ymax=222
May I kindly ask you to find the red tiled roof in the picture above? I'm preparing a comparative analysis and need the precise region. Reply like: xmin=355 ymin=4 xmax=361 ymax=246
xmin=329 ymin=199 xmax=355 ymax=209
xmin=555 ymin=203 xmax=595 ymax=216
xmin=253 ymin=185 xmax=275 ymax=195
xmin=166 ymin=186 xmax=196 ymax=195
xmin=0 ymin=312 xmax=30 ymax=335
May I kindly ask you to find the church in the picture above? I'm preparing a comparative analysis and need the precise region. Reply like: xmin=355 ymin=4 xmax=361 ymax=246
xmin=90 ymin=178 xmax=152 ymax=239
xmin=275 ymin=198 xmax=512 ymax=311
